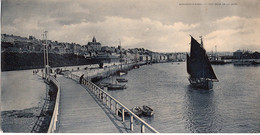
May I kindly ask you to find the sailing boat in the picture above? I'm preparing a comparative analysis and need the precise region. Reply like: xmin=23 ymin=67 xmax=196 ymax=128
xmin=186 ymin=35 xmax=218 ymax=90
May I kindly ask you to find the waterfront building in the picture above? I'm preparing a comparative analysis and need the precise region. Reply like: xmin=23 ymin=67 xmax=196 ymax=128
xmin=233 ymin=50 xmax=243 ymax=59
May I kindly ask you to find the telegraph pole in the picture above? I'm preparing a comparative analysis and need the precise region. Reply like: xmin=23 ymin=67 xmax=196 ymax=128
xmin=44 ymin=31 xmax=49 ymax=66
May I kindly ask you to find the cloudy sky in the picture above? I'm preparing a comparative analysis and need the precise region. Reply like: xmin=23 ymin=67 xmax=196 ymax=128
xmin=2 ymin=0 xmax=260 ymax=52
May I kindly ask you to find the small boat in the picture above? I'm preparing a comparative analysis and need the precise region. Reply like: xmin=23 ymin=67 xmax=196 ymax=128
xmin=107 ymin=83 xmax=127 ymax=90
xmin=116 ymin=78 xmax=128 ymax=83
xmin=97 ymin=82 xmax=110 ymax=89
xmin=117 ymin=70 xmax=128 ymax=76
xmin=133 ymin=65 xmax=140 ymax=69
xmin=142 ymin=105 xmax=153 ymax=116
xmin=131 ymin=106 xmax=142 ymax=116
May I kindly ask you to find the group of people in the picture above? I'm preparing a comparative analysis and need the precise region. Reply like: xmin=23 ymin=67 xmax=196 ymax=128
xmin=32 ymin=69 xmax=40 ymax=75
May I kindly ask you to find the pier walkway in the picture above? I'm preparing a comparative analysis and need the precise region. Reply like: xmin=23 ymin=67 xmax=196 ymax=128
xmin=57 ymin=75 xmax=128 ymax=133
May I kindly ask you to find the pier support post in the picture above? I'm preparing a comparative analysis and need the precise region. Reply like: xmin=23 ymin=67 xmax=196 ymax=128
xmin=130 ymin=115 xmax=134 ymax=131
xmin=141 ymin=124 xmax=145 ymax=133
xmin=122 ymin=108 xmax=125 ymax=122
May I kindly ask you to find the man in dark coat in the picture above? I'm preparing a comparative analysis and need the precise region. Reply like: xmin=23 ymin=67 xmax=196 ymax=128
xmin=79 ymin=74 xmax=84 ymax=84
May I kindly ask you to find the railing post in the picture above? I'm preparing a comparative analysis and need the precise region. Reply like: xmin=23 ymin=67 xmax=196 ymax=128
xmin=130 ymin=115 xmax=134 ymax=131
xmin=104 ymin=94 xmax=107 ymax=104
xmin=110 ymin=98 xmax=112 ymax=110
xmin=95 ymin=88 xmax=98 ymax=97
xmin=141 ymin=124 xmax=145 ymax=133
xmin=115 ymin=103 xmax=118 ymax=115
xmin=106 ymin=96 xmax=109 ymax=106
xmin=122 ymin=108 xmax=125 ymax=122
xmin=99 ymin=91 xmax=102 ymax=100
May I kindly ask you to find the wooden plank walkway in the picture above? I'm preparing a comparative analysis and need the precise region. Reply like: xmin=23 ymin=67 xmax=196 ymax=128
xmin=57 ymin=76 xmax=128 ymax=133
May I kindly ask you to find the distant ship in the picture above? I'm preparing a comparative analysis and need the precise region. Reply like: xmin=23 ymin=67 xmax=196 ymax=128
xmin=186 ymin=35 xmax=218 ymax=90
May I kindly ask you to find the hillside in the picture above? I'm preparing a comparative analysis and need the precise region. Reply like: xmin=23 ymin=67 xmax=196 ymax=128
xmin=1 ymin=52 xmax=101 ymax=71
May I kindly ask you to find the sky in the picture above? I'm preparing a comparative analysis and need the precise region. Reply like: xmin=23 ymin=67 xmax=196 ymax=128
xmin=1 ymin=0 xmax=260 ymax=52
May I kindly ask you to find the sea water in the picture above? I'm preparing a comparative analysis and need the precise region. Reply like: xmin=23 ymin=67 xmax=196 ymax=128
xmin=101 ymin=62 xmax=260 ymax=133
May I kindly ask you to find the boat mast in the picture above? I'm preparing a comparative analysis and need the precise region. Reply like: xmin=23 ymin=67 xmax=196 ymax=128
xmin=200 ymin=36 xmax=205 ymax=78
xmin=119 ymin=39 xmax=123 ymax=70
xmin=42 ymin=33 xmax=46 ymax=68
xmin=215 ymin=45 xmax=217 ymax=60
xmin=44 ymin=31 xmax=49 ymax=66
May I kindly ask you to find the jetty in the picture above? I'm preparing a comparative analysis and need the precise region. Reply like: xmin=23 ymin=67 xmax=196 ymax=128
xmin=43 ymin=62 xmax=159 ymax=133
xmin=57 ymin=75 xmax=121 ymax=133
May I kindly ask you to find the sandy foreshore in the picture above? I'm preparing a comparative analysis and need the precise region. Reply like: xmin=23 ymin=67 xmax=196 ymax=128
xmin=1 ymin=107 xmax=41 ymax=132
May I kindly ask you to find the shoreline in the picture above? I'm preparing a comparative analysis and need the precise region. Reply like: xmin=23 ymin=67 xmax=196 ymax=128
xmin=1 ymin=78 xmax=58 ymax=133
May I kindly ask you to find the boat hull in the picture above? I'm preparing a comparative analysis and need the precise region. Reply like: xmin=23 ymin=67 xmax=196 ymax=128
xmin=189 ymin=78 xmax=213 ymax=90
xmin=131 ymin=107 xmax=142 ymax=116
xmin=107 ymin=84 xmax=127 ymax=90
xmin=116 ymin=78 xmax=128 ymax=83
xmin=142 ymin=105 xmax=153 ymax=116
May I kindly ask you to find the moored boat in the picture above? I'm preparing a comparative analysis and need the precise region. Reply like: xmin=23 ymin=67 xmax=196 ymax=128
xmin=142 ymin=105 xmax=153 ymax=116
xmin=107 ymin=83 xmax=127 ymax=90
xmin=131 ymin=106 xmax=142 ymax=116
xmin=116 ymin=78 xmax=128 ymax=83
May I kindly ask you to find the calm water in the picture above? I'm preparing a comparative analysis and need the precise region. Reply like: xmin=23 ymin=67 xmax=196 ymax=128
xmin=2 ymin=63 xmax=260 ymax=133
xmin=100 ymin=62 xmax=260 ymax=133
xmin=1 ymin=69 xmax=46 ymax=111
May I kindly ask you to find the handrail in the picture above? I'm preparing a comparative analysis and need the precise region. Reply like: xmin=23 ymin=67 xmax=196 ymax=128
xmin=47 ymin=75 xmax=61 ymax=133
xmin=70 ymin=74 xmax=159 ymax=133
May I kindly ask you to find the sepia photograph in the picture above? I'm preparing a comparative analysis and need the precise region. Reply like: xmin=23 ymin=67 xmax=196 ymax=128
xmin=1 ymin=0 xmax=260 ymax=133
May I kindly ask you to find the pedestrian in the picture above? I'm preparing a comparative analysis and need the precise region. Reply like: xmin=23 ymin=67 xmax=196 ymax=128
xmin=79 ymin=74 xmax=84 ymax=84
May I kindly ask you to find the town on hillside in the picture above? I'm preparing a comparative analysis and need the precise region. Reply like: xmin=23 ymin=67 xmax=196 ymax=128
xmin=1 ymin=34 xmax=186 ymax=64
xmin=2 ymin=34 xmax=260 ymax=67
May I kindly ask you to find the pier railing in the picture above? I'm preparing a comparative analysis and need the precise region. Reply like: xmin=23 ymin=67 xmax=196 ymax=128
xmin=47 ymin=75 xmax=61 ymax=133
xmin=70 ymin=74 xmax=159 ymax=133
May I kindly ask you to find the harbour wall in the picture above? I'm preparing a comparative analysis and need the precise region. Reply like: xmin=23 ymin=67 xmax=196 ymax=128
xmin=69 ymin=61 xmax=147 ymax=83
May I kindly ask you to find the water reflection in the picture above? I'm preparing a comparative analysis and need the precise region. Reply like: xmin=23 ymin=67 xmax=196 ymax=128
xmin=183 ymin=86 xmax=221 ymax=133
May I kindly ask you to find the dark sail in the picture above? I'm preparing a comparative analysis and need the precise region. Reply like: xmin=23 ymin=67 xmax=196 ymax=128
xmin=186 ymin=53 xmax=191 ymax=75
xmin=187 ymin=36 xmax=218 ymax=81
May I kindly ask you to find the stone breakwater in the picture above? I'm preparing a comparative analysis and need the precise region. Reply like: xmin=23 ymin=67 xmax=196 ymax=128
xmin=69 ymin=62 xmax=147 ymax=82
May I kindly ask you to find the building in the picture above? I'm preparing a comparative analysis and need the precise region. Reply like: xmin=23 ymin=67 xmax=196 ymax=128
xmin=233 ymin=50 xmax=243 ymax=59
xmin=86 ymin=36 xmax=101 ymax=51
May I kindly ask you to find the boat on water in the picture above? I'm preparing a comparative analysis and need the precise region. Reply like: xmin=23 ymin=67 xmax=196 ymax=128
xmin=105 ymin=75 xmax=127 ymax=90
xmin=233 ymin=59 xmax=260 ymax=65
xmin=186 ymin=36 xmax=218 ymax=90
xmin=107 ymin=83 xmax=127 ymax=90
xmin=142 ymin=105 xmax=153 ymax=116
xmin=117 ymin=70 xmax=128 ymax=76
xmin=131 ymin=106 xmax=142 ymax=116
xmin=116 ymin=78 xmax=128 ymax=83
xmin=97 ymin=82 xmax=110 ymax=89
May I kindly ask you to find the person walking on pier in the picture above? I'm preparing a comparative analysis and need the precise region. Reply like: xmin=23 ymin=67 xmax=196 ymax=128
xmin=79 ymin=74 xmax=84 ymax=84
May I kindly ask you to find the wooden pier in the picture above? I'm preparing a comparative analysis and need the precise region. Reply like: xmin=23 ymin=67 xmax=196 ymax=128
xmin=57 ymin=75 xmax=126 ymax=133
xmin=46 ymin=62 xmax=158 ymax=133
